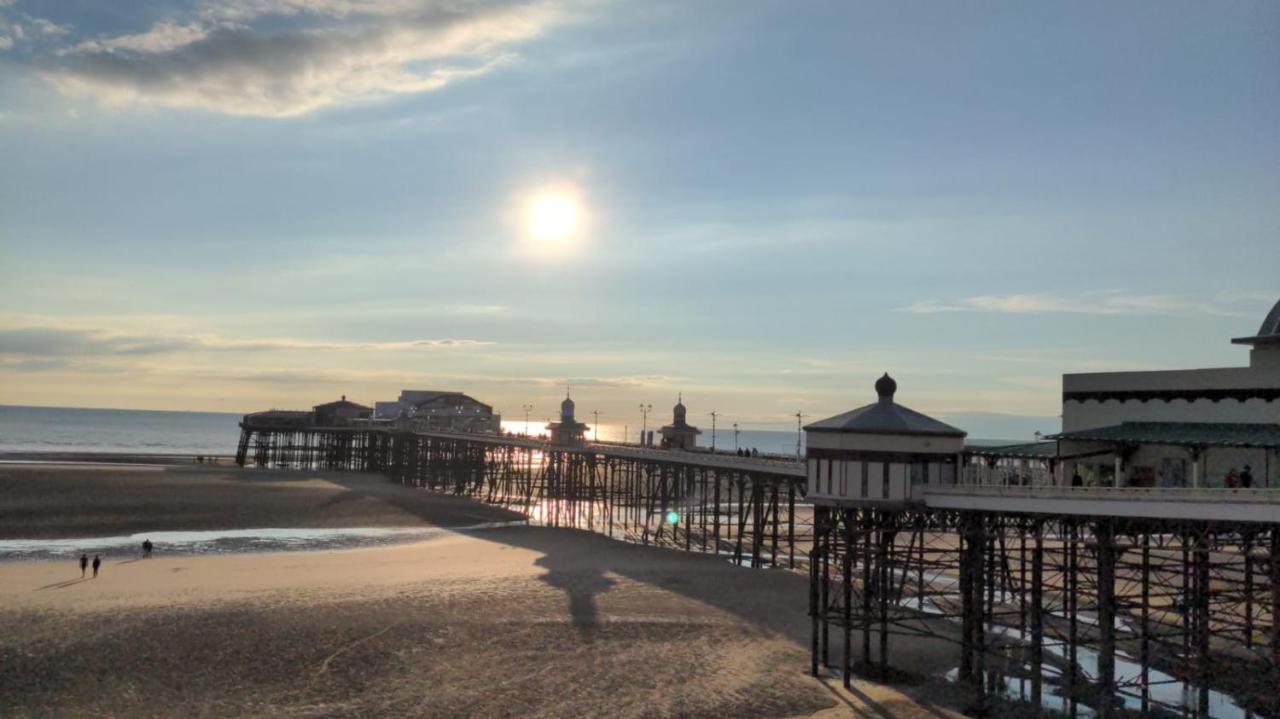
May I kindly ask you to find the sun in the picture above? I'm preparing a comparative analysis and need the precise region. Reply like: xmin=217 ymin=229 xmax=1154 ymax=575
xmin=526 ymin=191 xmax=581 ymax=243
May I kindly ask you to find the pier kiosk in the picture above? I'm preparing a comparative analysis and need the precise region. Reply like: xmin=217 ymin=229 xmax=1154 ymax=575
xmin=545 ymin=391 xmax=589 ymax=446
xmin=658 ymin=395 xmax=702 ymax=450
xmin=805 ymin=373 xmax=964 ymax=504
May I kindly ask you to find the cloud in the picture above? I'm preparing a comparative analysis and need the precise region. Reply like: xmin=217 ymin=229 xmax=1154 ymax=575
xmin=0 ymin=6 xmax=70 ymax=51
xmin=37 ymin=1 xmax=569 ymax=116
xmin=900 ymin=291 xmax=1259 ymax=317
xmin=0 ymin=326 xmax=493 ymax=358
xmin=67 ymin=22 xmax=209 ymax=55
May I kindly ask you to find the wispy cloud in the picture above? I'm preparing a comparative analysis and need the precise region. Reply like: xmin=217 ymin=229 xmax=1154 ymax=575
xmin=0 ymin=5 xmax=71 ymax=51
xmin=900 ymin=291 xmax=1264 ymax=317
xmin=31 ymin=0 xmax=572 ymax=116
xmin=0 ymin=327 xmax=493 ymax=358
xmin=66 ymin=22 xmax=209 ymax=55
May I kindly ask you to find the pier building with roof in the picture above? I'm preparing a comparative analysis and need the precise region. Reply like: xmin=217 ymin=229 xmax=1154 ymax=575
xmin=658 ymin=395 xmax=701 ymax=449
xmin=545 ymin=391 xmax=589 ymax=445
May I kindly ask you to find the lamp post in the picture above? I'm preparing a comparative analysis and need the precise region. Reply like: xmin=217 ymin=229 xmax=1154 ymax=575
xmin=522 ymin=404 xmax=533 ymax=436
xmin=710 ymin=411 xmax=718 ymax=453
xmin=795 ymin=411 xmax=805 ymax=460
xmin=733 ymin=423 xmax=740 ymax=451
xmin=639 ymin=403 xmax=652 ymax=446
xmin=592 ymin=410 xmax=599 ymax=442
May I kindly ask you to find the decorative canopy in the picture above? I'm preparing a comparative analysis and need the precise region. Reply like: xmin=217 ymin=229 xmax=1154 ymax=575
xmin=1049 ymin=422 xmax=1280 ymax=449
xmin=963 ymin=441 xmax=1059 ymax=460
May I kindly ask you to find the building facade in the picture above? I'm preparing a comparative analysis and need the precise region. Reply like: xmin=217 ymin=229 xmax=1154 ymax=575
xmin=1055 ymin=298 xmax=1280 ymax=488
xmin=372 ymin=389 xmax=500 ymax=433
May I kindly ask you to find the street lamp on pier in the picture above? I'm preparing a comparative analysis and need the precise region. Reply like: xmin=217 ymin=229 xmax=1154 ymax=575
xmin=522 ymin=404 xmax=533 ymax=436
xmin=639 ymin=403 xmax=652 ymax=446
xmin=592 ymin=410 xmax=599 ymax=441
xmin=733 ymin=423 xmax=740 ymax=451
xmin=795 ymin=411 xmax=805 ymax=460
xmin=709 ymin=411 xmax=718 ymax=453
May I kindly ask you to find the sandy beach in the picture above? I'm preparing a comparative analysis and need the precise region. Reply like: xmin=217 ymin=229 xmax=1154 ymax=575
xmin=0 ymin=462 xmax=524 ymax=539
xmin=0 ymin=464 xmax=964 ymax=718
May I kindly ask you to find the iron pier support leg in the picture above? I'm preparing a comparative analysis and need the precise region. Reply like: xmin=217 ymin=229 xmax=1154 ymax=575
xmin=1031 ymin=521 xmax=1044 ymax=708
xmin=862 ymin=511 xmax=873 ymax=669
xmin=843 ymin=510 xmax=854 ymax=688
xmin=1067 ymin=520 xmax=1078 ymax=719
xmin=1097 ymin=519 xmax=1117 ymax=718
xmin=821 ymin=515 xmax=830 ymax=668
xmin=1141 ymin=531 xmax=1150 ymax=715
xmin=810 ymin=507 xmax=824 ymax=677
xmin=878 ymin=520 xmax=890 ymax=680
xmin=1271 ymin=529 xmax=1279 ymax=693
xmin=959 ymin=513 xmax=975 ymax=683
xmin=1195 ymin=530 xmax=1210 ymax=718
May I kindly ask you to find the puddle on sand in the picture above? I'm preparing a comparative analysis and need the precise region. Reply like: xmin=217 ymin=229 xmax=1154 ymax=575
xmin=942 ymin=622 xmax=1256 ymax=718
xmin=0 ymin=522 xmax=528 ymax=562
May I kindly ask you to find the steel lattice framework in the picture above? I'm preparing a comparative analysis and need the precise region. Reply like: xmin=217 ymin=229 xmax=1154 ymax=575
xmin=235 ymin=425 xmax=813 ymax=570
xmin=811 ymin=507 xmax=1279 ymax=718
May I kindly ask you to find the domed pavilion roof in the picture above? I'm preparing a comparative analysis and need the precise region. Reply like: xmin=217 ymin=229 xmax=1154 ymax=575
xmin=805 ymin=373 xmax=966 ymax=437
xmin=1232 ymin=297 xmax=1280 ymax=346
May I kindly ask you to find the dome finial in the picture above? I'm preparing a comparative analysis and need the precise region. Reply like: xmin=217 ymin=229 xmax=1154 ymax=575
xmin=875 ymin=372 xmax=897 ymax=402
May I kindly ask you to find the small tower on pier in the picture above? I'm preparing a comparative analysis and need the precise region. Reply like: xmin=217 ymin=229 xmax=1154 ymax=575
xmin=804 ymin=373 xmax=965 ymax=505
xmin=659 ymin=394 xmax=702 ymax=449
xmin=546 ymin=389 xmax=589 ymax=445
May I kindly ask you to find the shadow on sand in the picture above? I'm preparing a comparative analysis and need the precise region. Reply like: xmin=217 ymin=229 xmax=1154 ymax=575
xmin=36 ymin=577 xmax=92 ymax=591
xmin=313 ymin=473 xmax=966 ymax=714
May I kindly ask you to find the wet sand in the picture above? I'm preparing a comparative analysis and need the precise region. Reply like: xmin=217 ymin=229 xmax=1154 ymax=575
xmin=0 ymin=463 xmax=523 ymax=539
xmin=0 ymin=464 xmax=965 ymax=718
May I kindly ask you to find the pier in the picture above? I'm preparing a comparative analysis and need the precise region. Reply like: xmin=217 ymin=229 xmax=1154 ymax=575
xmin=235 ymin=424 xmax=811 ymax=570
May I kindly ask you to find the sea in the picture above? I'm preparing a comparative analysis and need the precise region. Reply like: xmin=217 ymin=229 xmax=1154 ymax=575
xmin=0 ymin=405 xmax=808 ymax=457
xmin=0 ymin=405 xmax=243 ymax=456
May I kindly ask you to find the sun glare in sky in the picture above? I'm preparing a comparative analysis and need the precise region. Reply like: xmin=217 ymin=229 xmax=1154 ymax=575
xmin=524 ymin=188 xmax=583 ymax=246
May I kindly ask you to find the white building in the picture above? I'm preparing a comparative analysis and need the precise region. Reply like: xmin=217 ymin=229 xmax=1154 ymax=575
xmin=372 ymin=389 xmax=500 ymax=433
xmin=1053 ymin=298 xmax=1280 ymax=488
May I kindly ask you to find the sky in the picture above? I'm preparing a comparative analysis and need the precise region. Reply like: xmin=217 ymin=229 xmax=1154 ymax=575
xmin=1 ymin=0 xmax=1277 ymax=437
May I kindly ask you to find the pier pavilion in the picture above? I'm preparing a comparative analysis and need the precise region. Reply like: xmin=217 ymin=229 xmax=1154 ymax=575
xmin=658 ymin=395 xmax=701 ymax=450
xmin=546 ymin=390 xmax=589 ymax=445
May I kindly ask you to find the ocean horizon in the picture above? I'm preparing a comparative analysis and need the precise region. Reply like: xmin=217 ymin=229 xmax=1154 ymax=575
xmin=0 ymin=403 xmax=1048 ymax=457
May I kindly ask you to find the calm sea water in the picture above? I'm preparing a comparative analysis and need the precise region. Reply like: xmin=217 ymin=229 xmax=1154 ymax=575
xmin=0 ymin=405 xmax=242 ymax=456
xmin=0 ymin=405 xmax=805 ymax=457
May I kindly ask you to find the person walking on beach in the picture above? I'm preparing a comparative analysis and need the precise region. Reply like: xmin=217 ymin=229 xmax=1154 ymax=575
xmin=142 ymin=539 xmax=153 ymax=558
xmin=91 ymin=555 xmax=101 ymax=578
xmin=79 ymin=553 xmax=88 ymax=577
